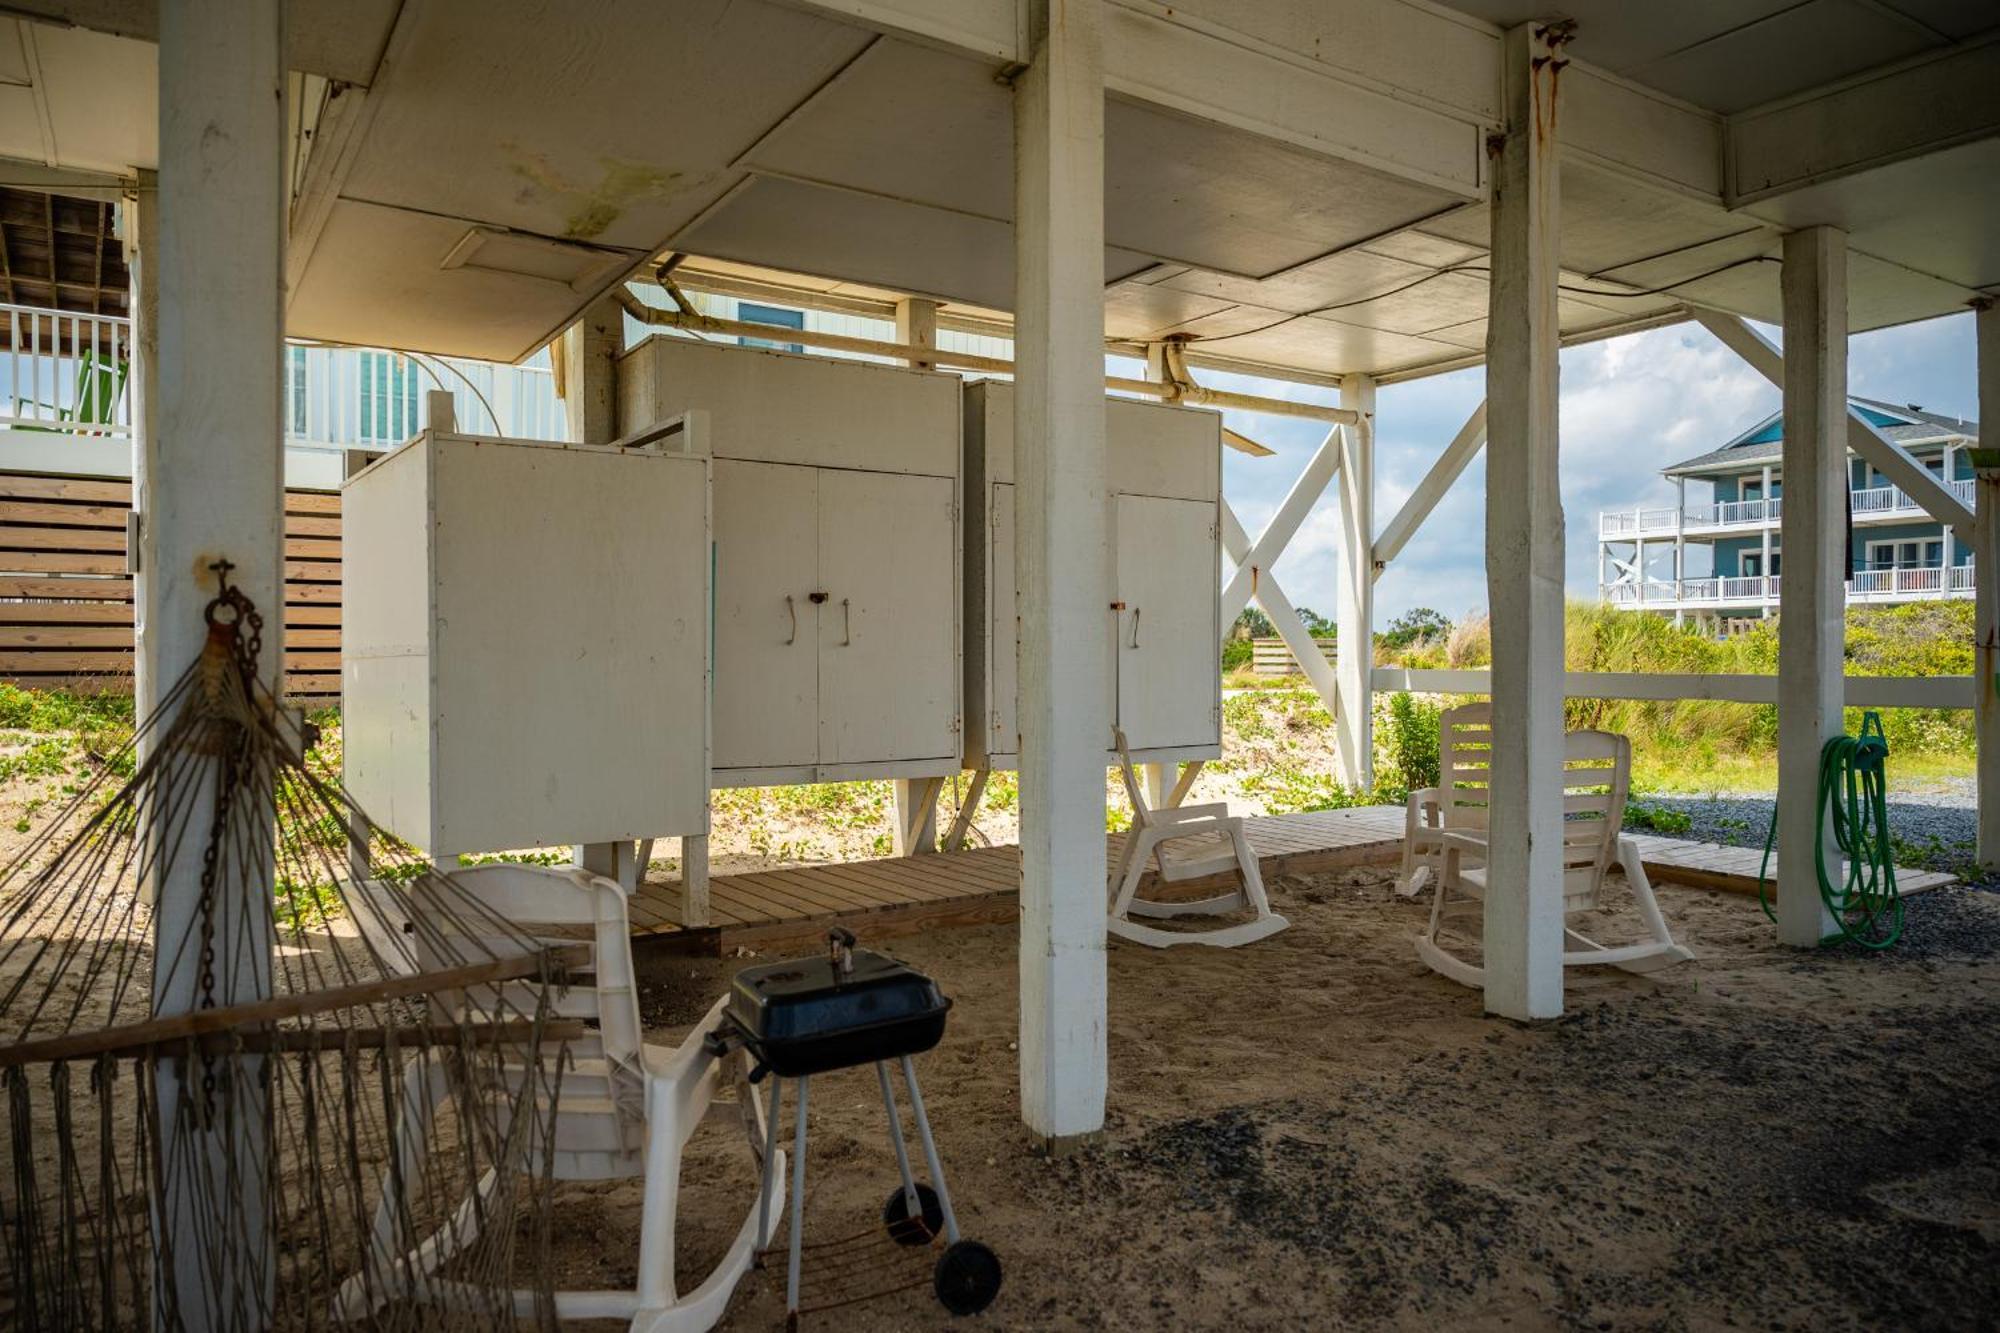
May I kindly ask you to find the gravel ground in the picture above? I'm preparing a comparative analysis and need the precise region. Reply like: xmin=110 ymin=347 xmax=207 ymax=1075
xmin=1635 ymin=776 xmax=1983 ymax=877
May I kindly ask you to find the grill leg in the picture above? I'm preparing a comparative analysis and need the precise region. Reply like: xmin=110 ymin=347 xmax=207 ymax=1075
xmin=898 ymin=1056 xmax=960 ymax=1244
xmin=756 ymin=1076 xmax=784 ymax=1257
xmin=786 ymin=1076 xmax=811 ymax=1318
xmin=875 ymin=1061 xmax=922 ymax=1224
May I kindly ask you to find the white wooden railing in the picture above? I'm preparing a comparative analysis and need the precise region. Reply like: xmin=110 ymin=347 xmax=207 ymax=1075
xmin=1601 ymin=567 xmax=1971 ymax=607
xmin=1 ymin=304 xmax=134 ymax=437
xmin=2 ymin=303 xmax=561 ymax=450
xmin=1600 ymin=479 xmax=1974 ymax=539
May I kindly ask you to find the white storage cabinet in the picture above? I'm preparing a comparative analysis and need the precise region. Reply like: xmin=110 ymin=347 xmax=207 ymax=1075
xmin=963 ymin=380 xmax=1223 ymax=770
xmin=618 ymin=336 xmax=961 ymax=786
xmin=342 ymin=428 xmax=710 ymax=858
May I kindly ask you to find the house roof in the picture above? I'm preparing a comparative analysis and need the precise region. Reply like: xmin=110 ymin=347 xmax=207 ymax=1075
xmin=1660 ymin=397 xmax=1977 ymax=476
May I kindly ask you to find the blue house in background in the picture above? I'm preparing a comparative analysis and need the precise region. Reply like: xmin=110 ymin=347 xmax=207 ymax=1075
xmin=1597 ymin=398 xmax=1976 ymax=629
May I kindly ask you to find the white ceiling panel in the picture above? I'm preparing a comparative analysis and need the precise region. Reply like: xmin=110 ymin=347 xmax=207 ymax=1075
xmin=1187 ymin=313 xmax=1473 ymax=378
xmin=1103 ymin=283 xmax=1256 ymax=342
xmin=1155 ymin=248 xmax=1434 ymax=317
xmin=340 ymin=0 xmax=874 ymax=252
xmin=0 ymin=22 xmax=156 ymax=174
xmin=739 ymin=37 xmax=1465 ymax=280
xmin=1432 ymin=1 xmax=1991 ymax=113
xmin=1421 ymin=293 xmax=1676 ymax=353
xmin=1104 ymin=98 xmax=1466 ymax=280
xmin=3 ymin=1 xmax=399 ymax=84
xmin=675 ymin=175 xmax=1157 ymax=313
xmin=1430 ymin=2 xmax=1802 ymax=74
xmin=1630 ymin=1 xmax=1938 ymax=114
xmin=287 ymin=199 xmax=641 ymax=362
xmin=1741 ymin=137 xmax=2000 ymax=296
xmin=736 ymin=39 xmax=1013 ymax=224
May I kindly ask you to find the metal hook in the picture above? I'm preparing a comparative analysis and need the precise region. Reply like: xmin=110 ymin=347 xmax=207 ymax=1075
xmin=842 ymin=598 xmax=852 ymax=646
xmin=1130 ymin=606 xmax=1141 ymax=649
xmin=784 ymin=594 xmax=796 ymax=646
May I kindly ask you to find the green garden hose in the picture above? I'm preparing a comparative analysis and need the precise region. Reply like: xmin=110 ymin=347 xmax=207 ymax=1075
xmin=1757 ymin=710 xmax=1903 ymax=950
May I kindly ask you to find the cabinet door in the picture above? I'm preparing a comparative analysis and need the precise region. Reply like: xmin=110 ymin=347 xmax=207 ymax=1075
xmin=817 ymin=468 xmax=958 ymax=766
xmin=712 ymin=459 xmax=819 ymax=770
xmin=1114 ymin=494 xmax=1219 ymax=749
xmin=988 ymin=483 xmax=1016 ymax=759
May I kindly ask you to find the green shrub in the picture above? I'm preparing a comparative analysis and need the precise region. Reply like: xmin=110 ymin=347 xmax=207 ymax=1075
xmin=1374 ymin=692 xmax=1440 ymax=804
xmin=1364 ymin=600 xmax=1974 ymax=788
xmin=1623 ymin=801 xmax=1692 ymax=835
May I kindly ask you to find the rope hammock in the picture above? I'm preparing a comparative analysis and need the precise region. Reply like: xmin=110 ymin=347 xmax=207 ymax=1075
xmin=0 ymin=565 xmax=576 ymax=1330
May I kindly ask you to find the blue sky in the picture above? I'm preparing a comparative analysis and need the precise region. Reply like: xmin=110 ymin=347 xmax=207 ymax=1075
xmin=1201 ymin=311 xmax=1981 ymax=630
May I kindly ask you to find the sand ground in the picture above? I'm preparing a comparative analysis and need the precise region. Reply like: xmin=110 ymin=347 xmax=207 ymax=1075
xmin=542 ymin=865 xmax=2000 ymax=1332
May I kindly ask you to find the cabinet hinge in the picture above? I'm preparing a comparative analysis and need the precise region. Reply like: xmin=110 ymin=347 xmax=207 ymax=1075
xmin=949 ymin=713 xmax=963 ymax=734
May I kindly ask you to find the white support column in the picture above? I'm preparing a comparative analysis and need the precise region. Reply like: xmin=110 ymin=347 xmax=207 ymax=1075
xmin=1776 ymin=226 xmax=1848 ymax=946
xmin=895 ymin=299 xmax=944 ymax=853
xmin=1335 ymin=374 xmax=1374 ymax=791
xmin=1973 ymin=299 xmax=2000 ymax=869
xmin=560 ymin=293 xmax=622 ymax=446
xmin=1481 ymin=21 xmax=1569 ymax=1022
xmin=1635 ymin=534 xmax=1646 ymax=604
xmin=128 ymin=170 xmax=158 ymax=737
xmin=1014 ymin=0 xmax=1109 ymax=1145
xmin=559 ymin=299 xmax=655 ymax=897
xmin=147 ymin=2 xmax=286 ymax=1321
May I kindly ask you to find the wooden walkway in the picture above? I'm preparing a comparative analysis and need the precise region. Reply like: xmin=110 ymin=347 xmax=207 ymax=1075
xmin=1623 ymin=832 xmax=1960 ymax=900
xmin=629 ymin=805 xmax=1408 ymax=953
xmin=627 ymin=806 xmax=1959 ymax=955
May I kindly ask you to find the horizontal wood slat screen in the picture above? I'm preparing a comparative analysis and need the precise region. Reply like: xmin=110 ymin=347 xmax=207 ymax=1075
xmin=0 ymin=473 xmax=342 ymax=698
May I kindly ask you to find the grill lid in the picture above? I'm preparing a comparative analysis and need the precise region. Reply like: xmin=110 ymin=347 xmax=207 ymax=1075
xmin=725 ymin=928 xmax=950 ymax=1052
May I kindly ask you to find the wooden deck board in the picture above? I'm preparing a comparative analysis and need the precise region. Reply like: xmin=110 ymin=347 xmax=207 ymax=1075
xmin=625 ymin=809 xmax=1959 ymax=955
xmin=1628 ymin=834 xmax=1958 ymax=899
xmin=631 ymin=806 xmax=1406 ymax=953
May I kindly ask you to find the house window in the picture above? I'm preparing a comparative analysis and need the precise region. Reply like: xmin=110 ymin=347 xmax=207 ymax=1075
xmin=738 ymin=302 xmax=805 ymax=354
xmin=359 ymin=351 xmax=418 ymax=444
xmin=1743 ymin=547 xmax=1780 ymax=578
xmin=286 ymin=345 xmax=308 ymax=437
xmin=1867 ymin=538 xmax=1943 ymax=570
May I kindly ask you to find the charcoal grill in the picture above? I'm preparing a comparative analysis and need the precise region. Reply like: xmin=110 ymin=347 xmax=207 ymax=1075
xmin=708 ymin=928 xmax=1001 ymax=1326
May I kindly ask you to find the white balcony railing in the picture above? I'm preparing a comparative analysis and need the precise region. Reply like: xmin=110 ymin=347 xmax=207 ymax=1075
xmin=1 ymin=304 xmax=133 ymax=437
xmin=1601 ymin=478 xmax=1974 ymax=539
xmin=1 ymin=303 xmax=561 ymax=452
xmin=1601 ymin=566 xmax=1972 ymax=608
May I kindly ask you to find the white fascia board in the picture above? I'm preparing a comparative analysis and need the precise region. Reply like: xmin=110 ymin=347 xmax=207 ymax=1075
xmin=1728 ymin=34 xmax=2000 ymax=207
xmin=1099 ymin=0 xmax=1491 ymax=199
xmin=777 ymin=1 xmax=1731 ymax=208
xmin=775 ymin=0 xmax=1489 ymax=199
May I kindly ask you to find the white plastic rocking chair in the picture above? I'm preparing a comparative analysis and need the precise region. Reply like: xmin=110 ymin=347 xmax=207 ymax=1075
xmin=1107 ymin=728 xmax=1288 ymax=948
xmin=335 ymin=862 xmax=781 ymax=1332
xmin=1399 ymin=702 xmax=1494 ymax=898
xmin=1411 ymin=721 xmax=1695 ymax=988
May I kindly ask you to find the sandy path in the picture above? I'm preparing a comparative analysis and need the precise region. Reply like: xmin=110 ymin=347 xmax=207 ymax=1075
xmin=559 ymin=867 xmax=1999 ymax=1330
